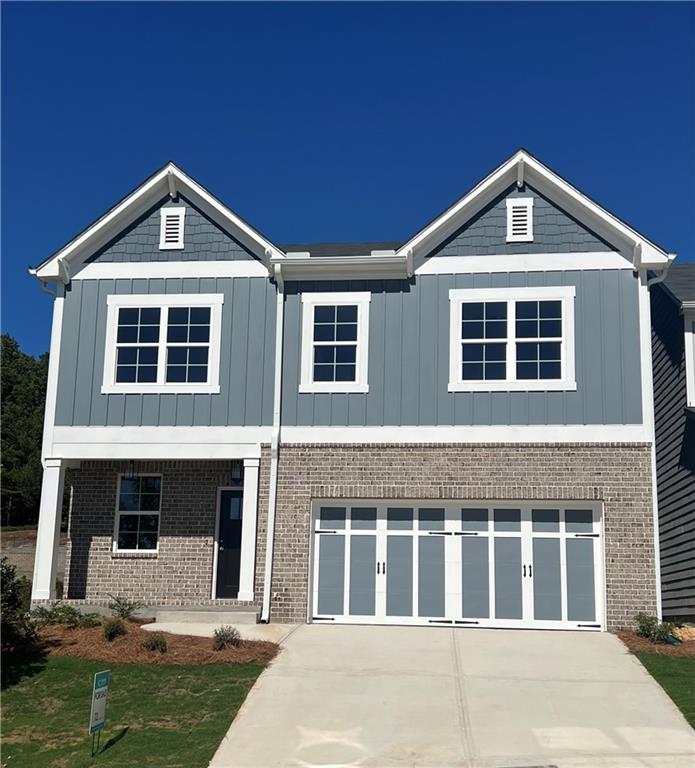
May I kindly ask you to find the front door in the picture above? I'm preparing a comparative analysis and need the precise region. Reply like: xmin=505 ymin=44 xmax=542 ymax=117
xmin=215 ymin=489 xmax=243 ymax=598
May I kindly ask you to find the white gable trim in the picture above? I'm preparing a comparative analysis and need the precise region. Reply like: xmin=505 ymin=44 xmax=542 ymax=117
xmin=31 ymin=163 xmax=284 ymax=282
xmin=398 ymin=150 xmax=674 ymax=271
xmin=414 ymin=251 xmax=633 ymax=275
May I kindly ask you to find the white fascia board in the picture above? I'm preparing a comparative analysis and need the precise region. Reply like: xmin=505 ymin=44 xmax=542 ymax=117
xmin=415 ymin=251 xmax=632 ymax=275
xmin=72 ymin=260 xmax=268 ymax=280
xmin=399 ymin=150 xmax=672 ymax=269
xmin=32 ymin=163 xmax=284 ymax=282
xmin=280 ymin=424 xmax=651 ymax=444
xmin=271 ymin=254 xmax=409 ymax=281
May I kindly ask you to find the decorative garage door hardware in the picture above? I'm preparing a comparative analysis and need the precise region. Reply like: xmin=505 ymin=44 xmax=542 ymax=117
xmin=310 ymin=502 xmax=605 ymax=631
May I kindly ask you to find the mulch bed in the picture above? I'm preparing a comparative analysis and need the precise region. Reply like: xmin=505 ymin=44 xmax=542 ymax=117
xmin=615 ymin=629 xmax=695 ymax=657
xmin=37 ymin=621 xmax=279 ymax=666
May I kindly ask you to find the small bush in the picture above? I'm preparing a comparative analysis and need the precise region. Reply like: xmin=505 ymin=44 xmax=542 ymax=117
xmin=1 ymin=558 xmax=36 ymax=649
xmin=30 ymin=602 xmax=88 ymax=629
xmin=78 ymin=612 xmax=102 ymax=629
xmin=103 ymin=618 xmax=127 ymax=641
xmin=212 ymin=625 xmax=242 ymax=651
xmin=107 ymin=594 xmax=145 ymax=619
xmin=142 ymin=633 xmax=168 ymax=653
xmin=634 ymin=612 xmax=674 ymax=644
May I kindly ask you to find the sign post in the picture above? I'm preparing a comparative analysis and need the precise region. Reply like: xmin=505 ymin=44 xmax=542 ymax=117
xmin=89 ymin=670 xmax=110 ymax=756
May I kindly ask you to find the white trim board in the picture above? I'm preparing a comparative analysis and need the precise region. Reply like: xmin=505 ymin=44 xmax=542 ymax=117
xmin=415 ymin=252 xmax=632 ymax=275
xmin=72 ymin=259 xmax=268 ymax=281
xmin=41 ymin=290 xmax=65 ymax=462
xmin=280 ymin=424 xmax=651 ymax=444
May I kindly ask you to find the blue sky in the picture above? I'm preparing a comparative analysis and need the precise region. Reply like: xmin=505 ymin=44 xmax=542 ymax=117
xmin=2 ymin=1 xmax=694 ymax=356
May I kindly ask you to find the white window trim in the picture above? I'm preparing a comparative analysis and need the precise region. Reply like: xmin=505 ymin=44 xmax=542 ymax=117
xmin=159 ymin=206 xmax=186 ymax=250
xmin=112 ymin=473 xmax=162 ymax=554
xmin=102 ymin=293 xmax=224 ymax=394
xmin=506 ymin=197 xmax=534 ymax=243
xmin=684 ymin=311 xmax=695 ymax=408
xmin=299 ymin=292 xmax=371 ymax=394
xmin=448 ymin=286 xmax=576 ymax=392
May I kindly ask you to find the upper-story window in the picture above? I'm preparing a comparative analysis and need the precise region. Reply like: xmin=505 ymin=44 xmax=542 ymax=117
xmin=449 ymin=286 xmax=576 ymax=392
xmin=506 ymin=197 xmax=534 ymax=242
xmin=159 ymin=206 xmax=186 ymax=249
xmin=300 ymin=292 xmax=370 ymax=393
xmin=102 ymin=294 xmax=223 ymax=394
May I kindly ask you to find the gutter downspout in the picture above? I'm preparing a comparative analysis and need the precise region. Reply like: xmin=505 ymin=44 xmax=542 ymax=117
xmin=260 ymin=262 xmax=284 ymax=622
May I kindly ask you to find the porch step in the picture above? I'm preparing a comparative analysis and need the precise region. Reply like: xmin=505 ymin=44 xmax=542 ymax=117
xmin=154 ymin=608 xmax=258 ymax=625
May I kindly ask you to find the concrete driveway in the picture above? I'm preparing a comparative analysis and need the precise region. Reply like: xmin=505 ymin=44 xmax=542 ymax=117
xmin=210 ymin=625 xmax=695 ymax=768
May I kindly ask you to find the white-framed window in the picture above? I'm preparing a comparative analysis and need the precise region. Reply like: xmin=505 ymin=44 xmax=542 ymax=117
xmin=113 ymin=474 xmax=161 ymax=553
xmin=102 ymin=293 xmax=224 ymax=394
xmin=159 ymin=206 xmax=186 ymax=250
xmin=448 ymin=286 xmax=576 ymax=392
xmin=685 ymin=313 xmax=695 ymax=408
xmin=506 ymin=197 xmax=534 ymax=242
xmin=300 ymin=292 xmax=371 ymax=393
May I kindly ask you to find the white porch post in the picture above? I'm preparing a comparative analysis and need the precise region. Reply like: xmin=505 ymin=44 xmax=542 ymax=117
xmin=237 ymin=458 xmax=260 ymax=601
xmin=31 ymin=458 xmax=66 ymax=601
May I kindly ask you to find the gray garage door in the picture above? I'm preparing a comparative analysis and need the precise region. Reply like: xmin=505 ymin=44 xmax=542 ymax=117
xmin=310 ymin=502 xmax=604 ymax=630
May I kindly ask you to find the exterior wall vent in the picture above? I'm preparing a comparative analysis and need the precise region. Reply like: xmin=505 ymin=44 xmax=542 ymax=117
xmin=159 ymin=207 xmax=186 ymax=250
xmin=506 ymin=197 xmax=534 ymax=243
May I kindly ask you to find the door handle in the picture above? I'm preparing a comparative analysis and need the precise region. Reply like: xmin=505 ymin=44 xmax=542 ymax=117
xmin=377 ymin=562 xmax=380 ymax=574
xmin=523 ymin=564 xmax=526 ymax=577
xmin=529 ymin=564 xmax=532 ymax=578
xmin=383 ymin=561 xmax=386 ymax=575
xmin=219 ymin=546 xmax=225 ymax=551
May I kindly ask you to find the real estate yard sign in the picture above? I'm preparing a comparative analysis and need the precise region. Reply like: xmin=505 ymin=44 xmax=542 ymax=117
xmin=89 ymin=670 xmax=110 ymax=734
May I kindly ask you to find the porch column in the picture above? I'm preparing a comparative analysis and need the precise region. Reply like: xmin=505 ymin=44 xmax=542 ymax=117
xmin=31 ymin=458 xmax=66 ymax=601
xmin=238 ymin=458 xmax=260 ymax=601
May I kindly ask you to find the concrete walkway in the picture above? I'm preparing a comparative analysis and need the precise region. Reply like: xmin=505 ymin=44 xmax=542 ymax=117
xmin=209 ymin=624 xmax=695 ymax=768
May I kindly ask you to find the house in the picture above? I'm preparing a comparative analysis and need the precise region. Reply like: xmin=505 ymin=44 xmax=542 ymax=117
xmin=30 ymin=149 xmax=676 ymax=631
xmin=651 ymin=263 xmax=695 ymax=621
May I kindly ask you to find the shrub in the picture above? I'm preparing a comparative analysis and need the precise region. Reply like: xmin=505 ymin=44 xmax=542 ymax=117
xmin=78 ymin=612 xmax=102 ymax=629
xmin=107 ymin=594 xmax=145 ymax=619
xmin=142 ymin=633 xmax=168 ymax=653
xmin=634 ymin=612 xmax=674 ymax=644
xmin=212 ymin=625 xmax=242 ymax=651
xmin=30 ymin=601 xmax=99 ymax=629
xmin=103 ymin=618 xmax=127 ymax=641
xmin=1 ymin=557 xmax=35 ymax=649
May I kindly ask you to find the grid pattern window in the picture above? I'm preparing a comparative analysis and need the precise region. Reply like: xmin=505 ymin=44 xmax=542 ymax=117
xmin=300 ymin=292 xmax=371 ymax=393
xmin=115 ymin=476 xmax=161 ymax=552
xmin=449 ymin=287 xmax=575 ymax=392
xmin=103 ymin=294 xmax=223 ymax=394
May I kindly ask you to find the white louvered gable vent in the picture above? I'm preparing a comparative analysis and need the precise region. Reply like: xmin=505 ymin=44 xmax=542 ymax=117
xmin=505 ymin=197 xmax=534 ymax=243
xmin=159 ymin=207 xmax=186 ymax=250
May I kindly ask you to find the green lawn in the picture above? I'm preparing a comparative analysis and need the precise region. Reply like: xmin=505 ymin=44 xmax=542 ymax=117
xmin=637 ymin=652 xmax=695 ymax=728
xmin=2 ymin=652 xmax=264 ymax=767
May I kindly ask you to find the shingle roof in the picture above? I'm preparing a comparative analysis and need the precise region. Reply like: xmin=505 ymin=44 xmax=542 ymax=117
xmin=663 ymin=263 xmax=695 ymax=304
xmin=279 ymin=241 xmax=403 ymax=257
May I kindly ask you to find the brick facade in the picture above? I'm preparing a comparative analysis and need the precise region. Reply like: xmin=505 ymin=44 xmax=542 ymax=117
xmin=63 ymin=444 xmax=656 ymax=630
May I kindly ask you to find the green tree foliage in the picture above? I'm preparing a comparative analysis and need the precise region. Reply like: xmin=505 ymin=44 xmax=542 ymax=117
xmin=1 ymin=334 xmax=48 ymax=526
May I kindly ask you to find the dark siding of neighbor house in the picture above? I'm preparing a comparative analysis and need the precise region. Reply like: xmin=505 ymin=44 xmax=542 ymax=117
xmin=651 ymin=282 xmax=695 ymax=619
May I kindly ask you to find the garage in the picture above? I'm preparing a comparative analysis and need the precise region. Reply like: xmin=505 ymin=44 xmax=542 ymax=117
xmin=310 ymin=501 xmax=604 ymax=630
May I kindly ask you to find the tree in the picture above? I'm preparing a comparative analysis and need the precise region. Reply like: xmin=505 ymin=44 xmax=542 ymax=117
xmin=1 ymin=334 xmax=48 ymax=526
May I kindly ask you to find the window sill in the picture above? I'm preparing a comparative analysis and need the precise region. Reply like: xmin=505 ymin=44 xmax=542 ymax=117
xmin=111 ymin=550 xmax=158 ymax=559
xmin=448 ymin=380 xmax=577 ymax=393
xmin=101 ymin=384 xmax=221 ymax=395
xmin=299 ymin=383 xmax=369 ymax=394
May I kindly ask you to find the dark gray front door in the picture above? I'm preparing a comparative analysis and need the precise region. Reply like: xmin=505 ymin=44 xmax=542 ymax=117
xmin=216 ymin=489 xmax=243 ymax=598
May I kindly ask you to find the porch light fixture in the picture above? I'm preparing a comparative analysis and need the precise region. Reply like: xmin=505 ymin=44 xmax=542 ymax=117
xmin=230 ymin=460 xmax=243 ymax=486
xmin=124 ymin=460 xmax=136 ymax=481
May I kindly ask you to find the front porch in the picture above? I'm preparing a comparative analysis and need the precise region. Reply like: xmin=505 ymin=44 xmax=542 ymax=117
xmin=31 ymin=458 xmax=265 ymax=609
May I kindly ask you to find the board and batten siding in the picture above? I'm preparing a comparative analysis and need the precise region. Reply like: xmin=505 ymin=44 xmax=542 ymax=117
xmin=428 ymin=184 xmax=613 ymax=257
xmin=651 ymin=285 xmax=695 ymax=619
xmin=86 ymin=195 xmax=257 ymax=263
xmin=55 ymin=277 xmax=276 ymax=427
xmin=282 ymin=270 xmax=643 ymax=427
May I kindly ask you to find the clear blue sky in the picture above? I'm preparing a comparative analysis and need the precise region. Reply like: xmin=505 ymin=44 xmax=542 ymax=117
xmin=2 ymin=2 xmax=694 ymax=356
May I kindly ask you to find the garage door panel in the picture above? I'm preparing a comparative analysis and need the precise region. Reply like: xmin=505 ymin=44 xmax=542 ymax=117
xmin=317 ymin=535 xmax=345 ymax=616
xmin=566 ymin=538 xmax=596 ymax=622
xmin=418 ymin=536 xmax=445 ymax=618
xmin=349 ymin=535 xmax=377 ymax=616
xmin=494 ymin=538 xmax=523 ymax=620
xmin=386 ymin=536 xmax=413 ymax=617
xmin=462 ymin=536 xmax=490 ymax=619
xmin=533 ymin=537 xmax=562 ymax=621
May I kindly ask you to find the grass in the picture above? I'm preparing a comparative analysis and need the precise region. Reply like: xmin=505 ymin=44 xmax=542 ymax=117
xmin=2 ymin=651 xmax=264 ymax=767
xmin=637 ymin=652 xmax=695 ymax=728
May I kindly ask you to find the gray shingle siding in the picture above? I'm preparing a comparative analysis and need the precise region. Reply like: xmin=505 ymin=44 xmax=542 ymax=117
xmin=87 ymin=195 xmax=259 ymax=263
xmin=281 ymin=270 xmax=643 ymax=427
xmin=651 ymin=283 xmax=695 ymax=619
xmin=428 ymin=184 xmax=613 ymax=257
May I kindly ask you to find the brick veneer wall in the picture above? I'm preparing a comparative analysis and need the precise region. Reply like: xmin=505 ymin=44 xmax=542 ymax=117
xmin=63 ymin=460 xmax=268 ymax=606
xmin=269 ymin=443 xmax=656 ymax=629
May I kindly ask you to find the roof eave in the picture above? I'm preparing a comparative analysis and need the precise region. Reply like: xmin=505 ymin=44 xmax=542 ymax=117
xmin=270 ymin=253 xmax=410 ymax=281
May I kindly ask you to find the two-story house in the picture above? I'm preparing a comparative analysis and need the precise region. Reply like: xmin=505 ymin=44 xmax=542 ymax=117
xmin=30 ymin=150 xmax=675 ymax=631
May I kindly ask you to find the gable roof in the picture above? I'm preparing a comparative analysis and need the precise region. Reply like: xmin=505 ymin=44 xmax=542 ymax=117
xmin=30 ymin=162 xmax=285 ymax=282
xmin=661 ymin=263 xmax=695 ymax=305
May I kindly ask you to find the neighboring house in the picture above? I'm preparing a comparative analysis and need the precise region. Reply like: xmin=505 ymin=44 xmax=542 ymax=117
xmin=30 ymin=149 xmax=676 ymax=632
xmin=651 ymin=264 xmax=695 ymax=620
